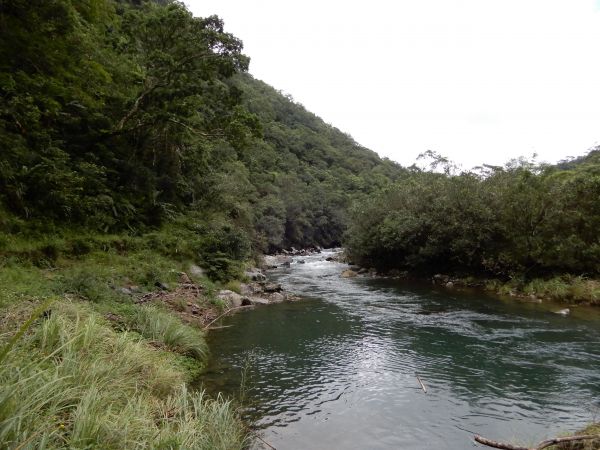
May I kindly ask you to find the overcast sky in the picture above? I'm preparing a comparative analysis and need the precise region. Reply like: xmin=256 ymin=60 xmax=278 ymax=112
xmin=186 ymin=0 xmax=600 ymax=169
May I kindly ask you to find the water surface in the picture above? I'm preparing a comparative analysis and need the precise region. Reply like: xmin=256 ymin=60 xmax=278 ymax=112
xmin=203 ymin=251 xmax=600 ymax=449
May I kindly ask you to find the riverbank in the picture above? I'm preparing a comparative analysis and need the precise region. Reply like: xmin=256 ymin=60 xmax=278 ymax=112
xmin=0 ymin=222 xmax=314 ymax=448
xmin=0 ymin=228 xmax=271 ymax=448
xmin=336 ymin=255 xmax=600 ymax=307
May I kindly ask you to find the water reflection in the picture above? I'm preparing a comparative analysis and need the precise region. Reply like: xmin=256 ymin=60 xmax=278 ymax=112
xmin=202 ymin=251 xmax=600 ymax=449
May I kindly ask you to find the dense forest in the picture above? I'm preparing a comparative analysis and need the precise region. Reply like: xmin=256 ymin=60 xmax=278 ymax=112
xmin=346 ymin=150 xmax=600 ymax=283
xmin=0 ymin=0 xmax=402 ymax=259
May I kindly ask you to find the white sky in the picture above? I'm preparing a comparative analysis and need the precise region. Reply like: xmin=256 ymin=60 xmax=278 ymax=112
xmin=186 ymin=0 xmax=600 ymax=169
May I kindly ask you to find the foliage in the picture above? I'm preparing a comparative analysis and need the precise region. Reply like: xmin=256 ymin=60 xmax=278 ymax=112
xmin=346 ymin=150 xmax=600 ymax=280
xmin=0 ymin=0 xmax=404 ymax=256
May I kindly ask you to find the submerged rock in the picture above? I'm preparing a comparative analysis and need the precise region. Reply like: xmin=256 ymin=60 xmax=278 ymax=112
xmin=553 ymin=308 xmax=570 ymax=316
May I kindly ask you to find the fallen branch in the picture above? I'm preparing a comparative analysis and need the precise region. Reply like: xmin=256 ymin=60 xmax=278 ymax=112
xmin=474 ymin=433 xmax=600 ymax=450
xmin=253 ymin=432 xmax=276 ymax=450
xmin=416 ymin=374 xmax=427 ymax=393
xmin=204 ymin=325 xmax=233 ymax=330
xmin=202 ymin=305 xmax=252 ymax=330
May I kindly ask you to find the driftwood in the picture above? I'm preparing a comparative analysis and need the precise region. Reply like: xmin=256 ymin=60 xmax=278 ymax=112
xmin=474 ymin=433 xmax=600 ymax=450
xmin=202 ymin=305 xmax=253 ymax=330
xmin=416 ymin=375 xmax=427 ymax=393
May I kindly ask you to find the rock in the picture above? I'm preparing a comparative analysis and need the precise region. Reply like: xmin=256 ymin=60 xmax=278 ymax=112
xmin=155 ymin=281 xmax=169 ymax=291
xmin=245 ymin=269 xmax=266 ymax=281
xmin=358 ymin=268 xmax=369 ymax=274
xmin=297 ymin=259 xmax=306 ymax=264
xmin=341 ymin=269 xmax=358 ymax=278
xmin=262 ymin=255 xmax=279 ymax=268
xmin=178 ymin=272 xmax=192 ymax=284
xmin=217 ymin=289 xmax=243 ymax=308
xmin=445 ymin=281 xmax=454 ymax=288
xmin=262 ymin=282 xmax=282 ymax=293
xmin=325 ymin=257 xmax=334 ymax=261
xmin=239 ymin=283 xmax=255 ymax=296
xmin=269 ymin=292 xmax=286 ymax=303
xmin=188 ymin=264 xmax=205 ymax=277
xmin=553 ymin=308 xmax=570 ymax=316
xmin=118 ymin=287 xmax=133 ymax=295
xmin=248 ymin=296 xmax=270 ymax=305
xmin=282 ymin=261 xmax=291 ymax=268
xmin=433 ymin=274 xmax=450 ymax=283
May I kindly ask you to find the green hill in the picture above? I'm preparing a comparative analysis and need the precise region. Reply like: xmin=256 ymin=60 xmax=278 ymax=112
xmin=0 ymin=0 xmax=403 ymax=255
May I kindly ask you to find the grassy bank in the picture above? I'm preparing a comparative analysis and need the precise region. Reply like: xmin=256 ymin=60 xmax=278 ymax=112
xmin=484 ymin=275 xmax=600 ymax=306
xmin=0 ymin=224 xmax=251 ymax=449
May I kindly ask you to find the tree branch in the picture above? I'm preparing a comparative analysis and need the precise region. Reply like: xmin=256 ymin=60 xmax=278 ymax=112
xmin=474 ymin=433 xmax=600 ymax=450
xmin=167 ymin=118 xmax=225 ymax=138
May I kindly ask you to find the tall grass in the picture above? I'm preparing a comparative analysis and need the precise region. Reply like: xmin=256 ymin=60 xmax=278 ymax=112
xmin=133 ymin=305 xmax=208 ymax=359
xmin=523 ymin=276 xmax=600 ymax=304
xmin=0 ymin=301 xmax=246 ymax=449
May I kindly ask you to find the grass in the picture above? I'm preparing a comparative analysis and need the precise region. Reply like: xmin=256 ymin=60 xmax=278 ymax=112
xmin=132 ymin=305 xmax=208 ymax=359
xmin=483 ymin=275 xmax=600 ymax=305
xmin=0 ymin=221 xmax=253 ymax=449
xmin=547 ymin=423 xmax=600 ymax=449
xmin=0 ymin=300 xmax=247 ymax=449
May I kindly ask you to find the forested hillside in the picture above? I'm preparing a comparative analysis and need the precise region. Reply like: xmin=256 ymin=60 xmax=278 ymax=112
xmin=346 ymin=150 xmax=600 ymax=301
xmin=0 ymin=0 xmax=402 ymax=256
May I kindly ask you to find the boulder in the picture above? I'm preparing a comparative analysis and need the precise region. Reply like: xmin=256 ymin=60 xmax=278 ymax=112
xmin=298 ymin=259 xmax=306 ymax=264
xmin=178 ymin=272 xmax=192 ymax=284
xmin=245 ymin=269 xmax=266 ymax=281
xmin=189 ymin=264 xmax=205 ymax=277
xmin=217 ymin=290 xmax=243 ymax=308
xmin=269 ymin=292 xmax=286 ymax=303
xmin=277 ymin=255 xmax=293 ymax=265
xmin=155 ymin=281 xmax=169 ymax=291
xmin=262 ymin=255 xmax=279 ymax=268
xmin=262 ymin=282 xmax=282 ymax=293
xmin=445 ymin=281 xmax=454 ymax=288
xmin=341 ymin=269 xmax=358 ymax=278
xmin=248 ymin=296 xmax=270 ymax=305
xmin=433 ymin=274 xmax=449 ymax=283
xmin=239 ymin=283 xmax=256 ymax=296
xmin=553 ymin=308 xmax=570 ymax=316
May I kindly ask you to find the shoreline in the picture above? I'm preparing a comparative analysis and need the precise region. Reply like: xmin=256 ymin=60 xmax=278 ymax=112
xmin=334 ymin=258 xmax=600 ymax=307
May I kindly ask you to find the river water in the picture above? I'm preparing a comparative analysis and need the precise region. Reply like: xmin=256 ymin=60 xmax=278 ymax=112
xmin=202 ymin=250 xmax=600 ymax=449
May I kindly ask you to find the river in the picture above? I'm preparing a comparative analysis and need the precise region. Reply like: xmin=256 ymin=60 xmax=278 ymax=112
xmin=202 ymin=250 xmax=600 ymax=449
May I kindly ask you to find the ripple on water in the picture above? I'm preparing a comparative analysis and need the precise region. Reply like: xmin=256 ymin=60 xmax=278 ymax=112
xmin=204 ymin=251 xmax=600 ymax=450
